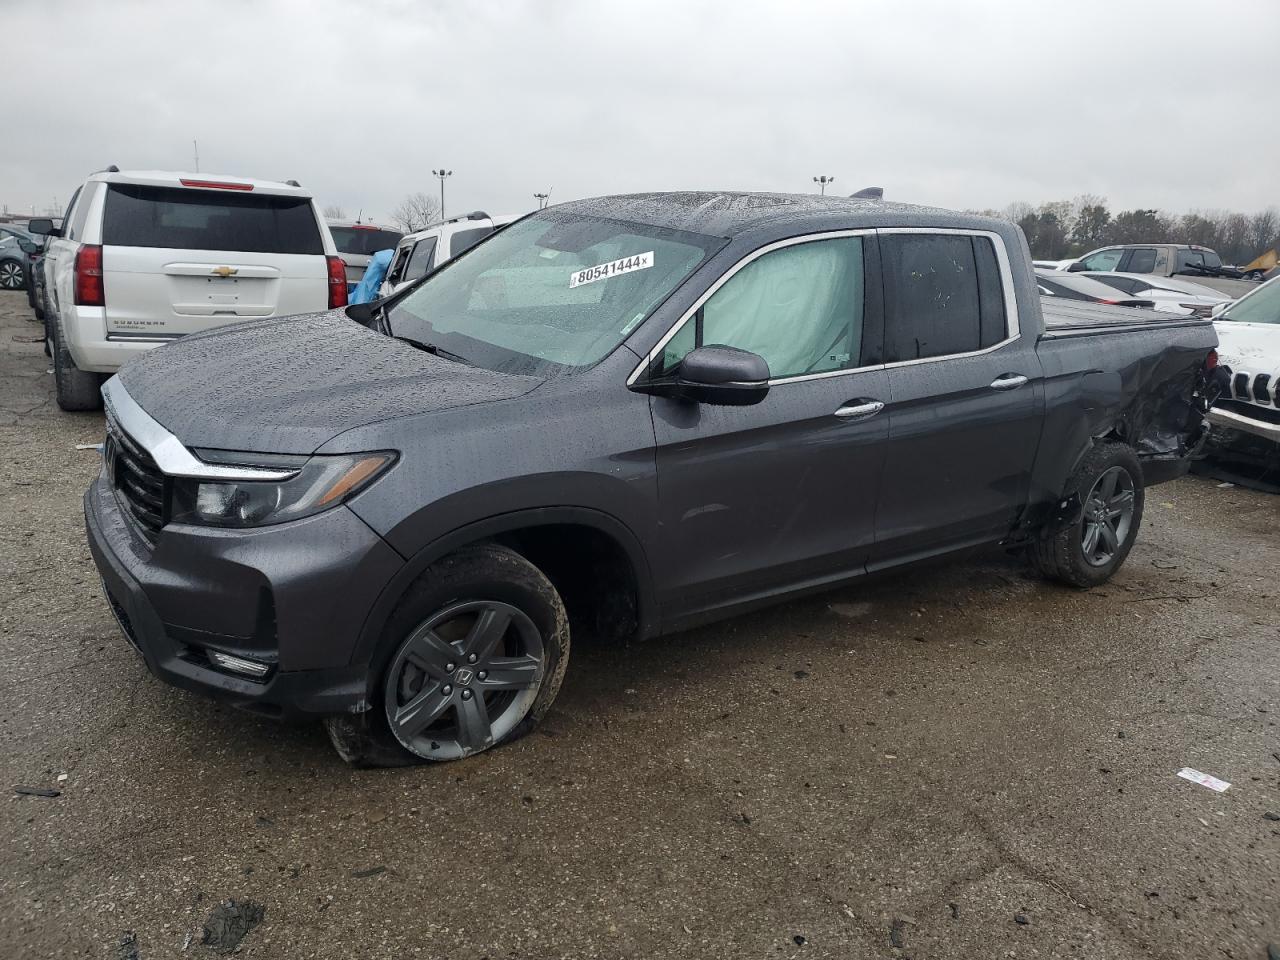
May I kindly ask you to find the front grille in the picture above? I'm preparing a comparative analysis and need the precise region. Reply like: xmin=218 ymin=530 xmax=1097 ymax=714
xmin=105 ymin=412 xmax=167 ymax=540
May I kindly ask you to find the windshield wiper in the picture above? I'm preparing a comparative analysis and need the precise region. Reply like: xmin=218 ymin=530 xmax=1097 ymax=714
xmin=391 ymin=334 xmax=472 ymax=365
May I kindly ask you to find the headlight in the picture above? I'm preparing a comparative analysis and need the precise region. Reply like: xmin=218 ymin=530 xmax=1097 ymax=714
xmin=170 ymin=451 xmax=396 ymax=528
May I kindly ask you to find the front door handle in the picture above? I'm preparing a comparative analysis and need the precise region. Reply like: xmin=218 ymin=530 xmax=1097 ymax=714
xmin=834 ymin=399 xmax=885 ymax=420
xmin=990 ymin=374 xmax=1029 ymax=391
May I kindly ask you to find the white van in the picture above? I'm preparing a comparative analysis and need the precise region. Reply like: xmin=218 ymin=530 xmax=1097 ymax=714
xmin=29 ymin=168 xmax=345 ymax=411
xmin=378 ymin=212 xmax=518 ymax=298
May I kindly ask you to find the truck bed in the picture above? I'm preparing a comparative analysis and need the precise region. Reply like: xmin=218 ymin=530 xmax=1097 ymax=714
xmin=1040 ymin=298 xmax=1213 ymax=336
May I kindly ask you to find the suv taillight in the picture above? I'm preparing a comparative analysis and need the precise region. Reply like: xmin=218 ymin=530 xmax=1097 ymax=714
xmin=74 ymin=245 xmax=105 ymax=306
xmin=327 ymin=255 xmax=348 ymax=309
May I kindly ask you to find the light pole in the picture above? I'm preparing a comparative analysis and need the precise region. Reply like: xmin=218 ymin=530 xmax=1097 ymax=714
xmin=813 ymin=175 xmax=835 ymax=195
xmin=432 ymin=169 xmax=452 ymax=219
xmin=534 ymin=189 xmax=552 ymax=210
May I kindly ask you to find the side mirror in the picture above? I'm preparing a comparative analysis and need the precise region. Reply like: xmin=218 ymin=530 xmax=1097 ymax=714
xmin=1210 ymin=301 xmax=1230 ymax=318
xmin=1066 ymin=261 xmax=1087 ymax=272
xmin=639 ymin=344 xmax=770 ymax=406
xmin=26 ymin=218 xmax=59 ymax=237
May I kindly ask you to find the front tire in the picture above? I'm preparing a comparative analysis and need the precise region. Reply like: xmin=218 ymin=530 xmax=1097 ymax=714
xmin=51 ymin=315 xmax=103 ymax=411
xmin=1028 ymin=441 xmax=1145 ymax=588
xmin=325 ymin=543 xmax=570 ymax=766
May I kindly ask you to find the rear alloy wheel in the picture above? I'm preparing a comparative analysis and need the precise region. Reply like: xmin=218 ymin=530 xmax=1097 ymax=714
xmin=325 ymin=543 xmax=569 ymax=766
xmin=1028 ymin=441 xmax=1145 ymax=587
xmin=1080 ymin=466 xmax=1136 ymax=567
xmin=0 ymin=259 xmax=24 ymax=290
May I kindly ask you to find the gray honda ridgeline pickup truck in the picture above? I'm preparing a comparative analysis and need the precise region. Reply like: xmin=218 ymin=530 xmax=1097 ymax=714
xmin=86 ymin=192 xmax=1220 ymax=765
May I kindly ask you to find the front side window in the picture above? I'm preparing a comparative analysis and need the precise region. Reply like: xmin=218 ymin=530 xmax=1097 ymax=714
xmin=1127 ymin=248 xmax=1157 ymax=273
xmin=1176 ymin=249 xmax=1206 ymax=272
xmin=1080 ymin=248 xmax=1124 ymax=272
xmin=102 ymin=184 xmax=323 ymax=254
xmin=403 ymin=237 xmax=438 ymax=282
xmin=389 ymin=212 xmax=720 ymax=376
xmin=882 ymin=234 xmax=1007 ymax=361
xmin=659 ymin=236 xmax=866 ymax=380
xmin=1221 ymin=279 xmax=1280 ymax=325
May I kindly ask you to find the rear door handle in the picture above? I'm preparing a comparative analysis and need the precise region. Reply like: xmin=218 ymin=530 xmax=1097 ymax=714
xmin=990 ymin=374 xmax=1028 ymax=391
xmin=834 ymin=399 xmax=885 ymax=420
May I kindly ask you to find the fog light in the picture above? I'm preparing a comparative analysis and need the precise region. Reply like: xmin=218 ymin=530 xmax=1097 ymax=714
xmin=207 ymin=650 xmax=272 ymax=679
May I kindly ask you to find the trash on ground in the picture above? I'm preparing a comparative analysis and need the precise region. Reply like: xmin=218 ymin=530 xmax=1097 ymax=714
xmin=889 ymin=919 xmax=906 ymax=947
xmin=200 ymin=899 xmax=265 ymax=955
xmin=14 ymin=785 xmax=60 ymax=798
xmin=75 ymin=442 xmax=103 ymax=451
xmin=117 ymin=930 xmax=139 ymax=960
xmin=1216 ymin=482 xmax=1235 ymax=489
xmin=1177 ymin=768 xmax=1230 ymax=792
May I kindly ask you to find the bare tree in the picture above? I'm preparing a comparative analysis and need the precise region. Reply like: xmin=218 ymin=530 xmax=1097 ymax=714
xmin=322 ymin=204 xmax=347 ymax=220
xmin=390 ymin=192 xmax=442 ymax=233
xmin=1249 ymin=208 xmax=1279 ymax=255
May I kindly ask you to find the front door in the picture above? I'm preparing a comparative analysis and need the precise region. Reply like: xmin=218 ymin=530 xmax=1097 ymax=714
xmin=871 ymin=230 xmax=1044 ymax=568
xmin=647 ymin=233 xmax=890 ymax=626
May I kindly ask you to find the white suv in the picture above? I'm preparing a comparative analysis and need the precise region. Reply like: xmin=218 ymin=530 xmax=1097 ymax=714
xmin=29 ymin=168 xmax=346 ymax=411
xmin=379 ymin=212 xmax=518 ymax=297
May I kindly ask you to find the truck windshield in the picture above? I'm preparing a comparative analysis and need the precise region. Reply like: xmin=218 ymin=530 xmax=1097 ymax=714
xmin=387 ymin=212 xmax=721 ymax=376
xmin=1221 ymin=279 xmax=1280 ymax=325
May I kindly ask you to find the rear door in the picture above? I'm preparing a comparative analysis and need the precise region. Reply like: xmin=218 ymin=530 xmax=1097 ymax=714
xmin=99 ymin=183 xmax=329 ymax=337
xmin=871 ymin=230 xmax=1044 ymax=568
xmin=648 ymin=232 xmax=890 ymax=623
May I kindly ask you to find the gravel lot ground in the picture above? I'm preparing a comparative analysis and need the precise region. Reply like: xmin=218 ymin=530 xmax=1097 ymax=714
xmin=0 ymin=289 xmax=1277 ymax=960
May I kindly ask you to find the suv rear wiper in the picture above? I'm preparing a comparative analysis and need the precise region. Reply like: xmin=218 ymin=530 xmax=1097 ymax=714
xmin=391 ymin=334 xmax=472 ymax=365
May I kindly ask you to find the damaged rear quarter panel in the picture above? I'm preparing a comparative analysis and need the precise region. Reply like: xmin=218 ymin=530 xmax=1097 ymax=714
xmin=1030 ymin=320 xmax=1216 ymax=504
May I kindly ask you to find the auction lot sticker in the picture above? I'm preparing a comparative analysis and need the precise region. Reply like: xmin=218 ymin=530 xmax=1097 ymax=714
xmin=570 ymin=251 xmax=654 ymax=288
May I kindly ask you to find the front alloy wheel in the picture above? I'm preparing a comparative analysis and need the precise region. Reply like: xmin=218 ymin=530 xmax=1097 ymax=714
xmin=324 ymin=543 xmax=570 ymax=767
xmin=385 ymin=600 xmax=545 ymax=760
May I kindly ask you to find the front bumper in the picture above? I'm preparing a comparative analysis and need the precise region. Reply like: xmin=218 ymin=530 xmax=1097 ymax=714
xmin=85 ymin=471 xmax=404 ymax=718
xmin=1207 ymin=403 xmax=1280 ymax=444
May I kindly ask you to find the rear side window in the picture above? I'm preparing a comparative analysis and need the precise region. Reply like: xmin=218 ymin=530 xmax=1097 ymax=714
xmin=883 ymin=234 xmax=1007 ymax=361
xmin=449 ymin=226 xmax=493 ymax=258
xmin=329 ymin=227 xmax=402 ymax=256
xmin=403 ymin=237 xmax=438 ymax=282
xmin=102 ymin=184 xmax=323 ymax=254
xmin=1126 ymin=248 xmax=1157 ymax=273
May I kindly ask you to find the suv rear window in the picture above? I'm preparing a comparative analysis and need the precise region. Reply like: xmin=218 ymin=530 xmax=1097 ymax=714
xmin=329 ymin=226 xmax=402 ymax=256
xmin=103 ymin=184 xmax=324 ymax=254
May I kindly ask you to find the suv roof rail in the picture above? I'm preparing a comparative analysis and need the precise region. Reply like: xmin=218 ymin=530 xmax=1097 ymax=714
xmin=849 ymin=186 xmax=883 ymax=200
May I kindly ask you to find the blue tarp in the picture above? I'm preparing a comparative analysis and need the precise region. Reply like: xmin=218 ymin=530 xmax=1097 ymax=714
xmin=347 ymin=248 xmax=394 ymax=304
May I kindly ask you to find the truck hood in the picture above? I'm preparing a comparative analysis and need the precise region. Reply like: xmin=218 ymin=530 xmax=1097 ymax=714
xmin=115 ymin=310 xmax=542 ymax=454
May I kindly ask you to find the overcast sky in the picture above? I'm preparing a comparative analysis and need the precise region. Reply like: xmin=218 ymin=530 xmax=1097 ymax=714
xmin=7 ymin=0 xmax=1278 ymax=223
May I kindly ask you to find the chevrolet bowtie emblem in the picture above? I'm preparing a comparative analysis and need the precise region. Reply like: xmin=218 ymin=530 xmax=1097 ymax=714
xmin=212 ymin=266 xmax=238 ymax=278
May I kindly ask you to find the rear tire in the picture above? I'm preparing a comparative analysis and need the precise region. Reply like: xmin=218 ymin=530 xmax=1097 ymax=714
xmin=1028 ymin=441 xmax=1144 ymax=588
xmin=325 ymin=543 xmax=570 ymax=767
xmin=51 ymin=315 xmax=103 ymax=412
